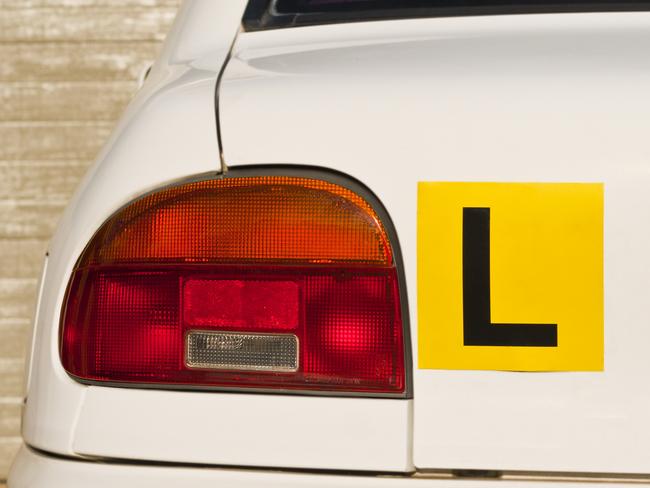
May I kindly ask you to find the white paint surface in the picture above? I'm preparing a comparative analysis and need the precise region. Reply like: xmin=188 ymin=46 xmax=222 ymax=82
xmin=220 ymin=13 xmax=650 ymax=473
xmin=20 ymin=2 xmax=650 ymax=480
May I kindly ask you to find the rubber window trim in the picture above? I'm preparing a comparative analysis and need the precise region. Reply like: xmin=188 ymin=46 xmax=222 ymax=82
xmin=243 ymin=0 xmax=650 ymax=31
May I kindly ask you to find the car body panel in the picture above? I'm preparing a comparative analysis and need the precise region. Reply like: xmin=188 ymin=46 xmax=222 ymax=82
xmin=21 ymin=0 xmax=246 ymax=456
xmin=22 ymin=68 xmax=224 ymax=455
xmin=15 ymin=0 xmax=650 ymax=480
xmin=219 ymin=13 xmax=650 ymax=473
xmin=11 ymin=444 xmax=646 ymax=488
xmin=18 ymin=0 xmax=412 ymax=472
xmin=72 ymin=387 xmax=411 ymax=471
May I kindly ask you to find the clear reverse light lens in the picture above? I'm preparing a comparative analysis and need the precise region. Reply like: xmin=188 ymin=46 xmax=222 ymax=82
xmin=186 ymin=331 xmax=299 ymax=372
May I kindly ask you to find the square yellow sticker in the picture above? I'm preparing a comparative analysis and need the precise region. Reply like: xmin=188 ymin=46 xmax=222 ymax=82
xmin=418 ymin=182 xmax=603 ymax=372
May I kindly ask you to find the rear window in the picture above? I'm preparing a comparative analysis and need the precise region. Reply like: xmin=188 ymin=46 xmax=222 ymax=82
xmin=243 ymin=0 xmax=650 ymax=30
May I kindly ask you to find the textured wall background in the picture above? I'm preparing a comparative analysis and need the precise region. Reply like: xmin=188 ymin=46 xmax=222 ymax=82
xmin=0 ymin=0 xmax=180 ymax=479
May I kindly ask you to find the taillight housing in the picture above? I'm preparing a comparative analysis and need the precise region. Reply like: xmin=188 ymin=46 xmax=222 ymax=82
xmin=60 ymin=173 xmax=408 ymax=395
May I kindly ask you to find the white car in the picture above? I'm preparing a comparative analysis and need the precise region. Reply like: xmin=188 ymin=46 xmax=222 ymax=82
xmin=9 ymin=1 xmax=650 ymax=486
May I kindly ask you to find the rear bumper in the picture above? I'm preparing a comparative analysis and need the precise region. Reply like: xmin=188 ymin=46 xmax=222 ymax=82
xmin=9 ymin=445 xmax=416 ymax=488
xmin=7 ymin=443 xmax=636 ymax=488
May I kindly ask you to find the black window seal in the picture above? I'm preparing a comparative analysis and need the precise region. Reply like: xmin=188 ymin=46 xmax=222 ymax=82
xmin=243 ymin=0 xmax=650 ymax=31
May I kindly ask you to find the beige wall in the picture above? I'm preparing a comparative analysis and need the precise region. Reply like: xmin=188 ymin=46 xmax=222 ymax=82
xmin=0 ymin=0 xmax=180 ymax=479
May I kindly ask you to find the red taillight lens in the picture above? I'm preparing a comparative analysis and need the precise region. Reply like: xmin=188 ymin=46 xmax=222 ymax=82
xmin=61 ymin=176 xmax=405 ymax=394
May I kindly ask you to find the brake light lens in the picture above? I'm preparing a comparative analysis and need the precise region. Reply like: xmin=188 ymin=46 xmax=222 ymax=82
xmin=61 ymin=176 xmax=405 ymax=394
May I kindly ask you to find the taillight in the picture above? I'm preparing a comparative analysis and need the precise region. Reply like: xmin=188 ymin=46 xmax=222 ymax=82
xmin=60 ymin=175 xmax=406 ymax=395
